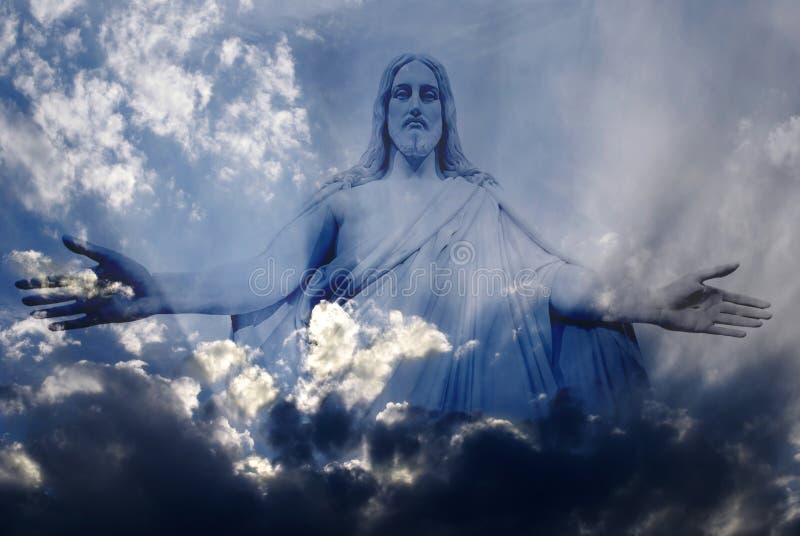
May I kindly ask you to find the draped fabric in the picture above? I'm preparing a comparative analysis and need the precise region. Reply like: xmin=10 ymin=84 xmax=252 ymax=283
xmin=232 ymin=176 xmax=649 ymax=420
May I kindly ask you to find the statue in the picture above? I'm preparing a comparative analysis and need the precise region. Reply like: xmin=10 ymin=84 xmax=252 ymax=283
xmin=15 ymin=54 xmax=771 ymax=420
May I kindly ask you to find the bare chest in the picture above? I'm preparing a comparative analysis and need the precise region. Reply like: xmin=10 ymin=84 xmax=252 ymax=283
xmin=332 ymin=179 xmax=445 ymax=256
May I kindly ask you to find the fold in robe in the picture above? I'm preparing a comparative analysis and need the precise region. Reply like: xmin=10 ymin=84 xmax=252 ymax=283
xmin=232 ymin=176 xmax=649 ymax=420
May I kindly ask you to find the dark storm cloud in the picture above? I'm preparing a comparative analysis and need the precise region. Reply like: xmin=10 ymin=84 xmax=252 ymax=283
xmin=2 ymin=349 xmax=797 ymax=535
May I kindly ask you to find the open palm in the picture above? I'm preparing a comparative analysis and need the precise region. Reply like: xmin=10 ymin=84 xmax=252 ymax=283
xmin=656 ymin=263 xmax=771 ymax=338
xmin=15 ymin=235 xmax=163 ymax=331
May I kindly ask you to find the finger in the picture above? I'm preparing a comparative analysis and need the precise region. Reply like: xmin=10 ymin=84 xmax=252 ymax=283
xmin=15 ymin=274 xmax=72 ymax=289
xmin=49 ymin=316 xmax=99 ymax=331
xmin=22 ymin=293 xmax=79 ymax=306
xmin=31 ymin=303 xmax=86 ymax=319
xmin=720 ymin=289 xmax=771 ymax=309
xmin=695 ymin=262 xmax=739 ymax=283
xmin=719 ymin=303 xmax=772 ymax=319
xmin=63 ymin=235 xmax=113 ymax=263
xmin=714 ymin=313 xmax=763 ymax=328
xmin=704 ymin=325 xmax=746 ymax=338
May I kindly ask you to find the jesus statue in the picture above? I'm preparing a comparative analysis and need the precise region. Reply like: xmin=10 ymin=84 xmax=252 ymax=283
xmin=15 ymin=54 xmax=771 ymax=420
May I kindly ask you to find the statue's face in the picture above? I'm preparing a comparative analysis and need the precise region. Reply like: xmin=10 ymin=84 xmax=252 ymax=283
xmin=387 ymin=60 xmax=443 ymax=161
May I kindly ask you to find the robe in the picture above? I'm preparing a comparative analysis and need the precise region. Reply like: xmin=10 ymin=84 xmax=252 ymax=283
xmin=232 ymin=176 xmax=649 ymax=420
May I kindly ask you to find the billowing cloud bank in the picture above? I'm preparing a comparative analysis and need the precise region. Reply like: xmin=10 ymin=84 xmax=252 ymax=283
xmin=1 ymin=348 xmax=799 ymax=534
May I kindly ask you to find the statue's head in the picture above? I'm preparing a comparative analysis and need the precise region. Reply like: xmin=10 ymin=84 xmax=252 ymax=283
xmin=385 ymin=59 xmax=443 ymax=164
xmin=334 ymin=53 xmax=495 ymax=186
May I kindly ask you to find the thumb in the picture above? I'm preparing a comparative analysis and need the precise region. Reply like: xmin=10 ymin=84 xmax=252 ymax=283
xmin=63 ymin=235 xmax=112 ymax=263
xmin=695 ymin=262 xmax=739 ymax=283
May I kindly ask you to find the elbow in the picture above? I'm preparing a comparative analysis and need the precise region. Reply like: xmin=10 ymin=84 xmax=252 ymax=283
xmin=550 ymin=265 xmax=610 ymax=322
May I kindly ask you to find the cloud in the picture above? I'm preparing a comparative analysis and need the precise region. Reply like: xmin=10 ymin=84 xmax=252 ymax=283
xmin=0 ymin=8 xmax=18 ymax=60
xmin=108 ymin=318 xmax=167 ymax=356
xmin=0 ymin=317 xmax=80 ymax=362
xmin=207 ymin=416 xmax=254 ymax=455
xmin=224 ymin=365 xmax=279 ymax=420
xmin=166 ymin=375 xmax=201 ymax=418
xmin=296 ymin=26 xmax=324 ymax=43
xmin=767 ymin=115 xmax=800 ymax=169
xmin=36 ymin=362 xmax=104 ymax=403
xmin=190 ymin=339 xmax=277 ymax=423
xmin=99 ymin=0 xmax=220 ymax=153
xmin=0 ymin=69 xmax=152 ymax=212
xmin=190 ymin=339 xmax=256 ymax=383
xmin=234 ymin=455 xmax=279 ymax=487
xmin=212 ymin=34 xmax=312 ymax=197
xmin=0 ymin=0 xmax=314 ymax=215
xmin=0 ymin=442 xmax=42 ymax=489
xmin=28 ymin=0 xmax=84 ymax=28
xmin=292 ymin=301 xmax=452 ymax=412
xmin=3 ymin=249 xmax=54 ymax=281
xmin=375 ymin=401 xmax=409 ymax=425
xmin=0 ymin=339 xmax=796 ymax=534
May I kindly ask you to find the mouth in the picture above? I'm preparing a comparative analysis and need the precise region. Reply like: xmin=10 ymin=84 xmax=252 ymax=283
xmin=404 ymin=118 xmax=426 ymax=129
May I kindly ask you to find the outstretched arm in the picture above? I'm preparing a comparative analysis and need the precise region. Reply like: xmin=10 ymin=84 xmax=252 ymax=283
xmin=16 ymin=202 xmax=339 ymax=330
xmin=549 ymin=262 xmax=771 ymax=337
xmin=151 ymin=202 xmax=338 ymax=315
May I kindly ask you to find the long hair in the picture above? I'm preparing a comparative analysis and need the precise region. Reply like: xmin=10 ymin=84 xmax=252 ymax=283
xmin=332 ymin=53 xmax=496 ymax=187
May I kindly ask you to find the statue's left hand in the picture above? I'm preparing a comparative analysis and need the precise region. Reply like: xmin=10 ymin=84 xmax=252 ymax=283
xmin=15 ymin=235 xmax=164 ymax=331
xmin=654 ymin=263 xmax=771 ymax=337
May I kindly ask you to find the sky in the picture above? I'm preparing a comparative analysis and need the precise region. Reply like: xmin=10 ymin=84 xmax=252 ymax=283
xmin=1 ymin=0 xmax=799 ymax=533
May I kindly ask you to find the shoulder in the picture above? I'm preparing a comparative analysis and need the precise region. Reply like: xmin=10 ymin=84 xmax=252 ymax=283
xmin=315 ymin=176 xmax=384 ymax=225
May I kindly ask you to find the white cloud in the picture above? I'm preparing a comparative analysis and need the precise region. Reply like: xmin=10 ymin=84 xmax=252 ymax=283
xmin=219 ymin=38 xmax=241 ymax=67
xmin=224 ymin=365 xmax=278 ymax=421
xmin=99 ymin=0 xmax=220 ymax=153
xmin=211 ymin=35 xmax=312 ymax=196
xmin=34 ymin=73 xmax=152 ymax=209
xmin=0 ymin=317 xmax=80 ymax=362
xmin=454 ymin=339 xmax=479 ymax=359
xmin=375 ymin=401 xmax=409 ymax=425
xmin=4 ymin=249 xmax=54 ymax=280
xmin=37 ymin=362 xmax=104 ymax=403
xmin=296 ymin=26 xmax=324 ymax=42
xmin=0 ymin=67 xmax=152 ymax=212
xmin=108 ymin=318 xmax=167 ymax=356
xmin=191 ymin=339 xmax=256 ymax=383
xmin=0 ymin=8 xmax=18 ymax=60
xmin=234 ymin=455 xmax=279 ymax=486
xmin=62 ymin=27 xmax=83 ymax=57
xmin=29 ymin=0 xmax=83 ymax=28
xmin=766 ymin=115 xmax=800 ymax=169
xmin=0 ymin=442 xmax=43 ymax=489
xmin=450 ymin=417 xmax=530 ymax=448
xmin=292 ymin=301 xmax=451 ymax=412
xmin=207 ymin=416 xmax=254 ymax=454
xmin=168 ymin=376 xmax=201 ymax=417
xmin=114 ymin=358 xmax=149 ymax=376
xmin=1 ymin=0 xmax=316 ymax=215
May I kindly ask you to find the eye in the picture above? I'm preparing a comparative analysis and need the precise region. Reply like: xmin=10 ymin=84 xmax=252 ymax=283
xmin=393 ymin=87 xmax=410 ymax=100
xmin=421 ymin=89 xmax=439 ymax=102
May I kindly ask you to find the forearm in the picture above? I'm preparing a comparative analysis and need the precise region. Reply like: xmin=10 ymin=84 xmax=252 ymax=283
xmin=152 ymin=259 xmax=305 ymax=315
xmin=151 ymin=202 xmax=338 ymax=316
xmin=550 ymin=264 xmax=663 ymax=325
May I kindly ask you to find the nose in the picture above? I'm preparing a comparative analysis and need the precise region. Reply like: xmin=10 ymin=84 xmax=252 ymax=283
xmin=409 ymin=92 xmax=421 ymax=115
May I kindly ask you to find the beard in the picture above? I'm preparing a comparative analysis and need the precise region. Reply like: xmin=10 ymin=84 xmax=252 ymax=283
xmin=388 ymin=124 xmax=441 ymax=161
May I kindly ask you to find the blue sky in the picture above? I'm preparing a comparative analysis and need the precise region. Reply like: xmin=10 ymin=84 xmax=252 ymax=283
xmin=1 ymin=1 xmax=799 ymax=533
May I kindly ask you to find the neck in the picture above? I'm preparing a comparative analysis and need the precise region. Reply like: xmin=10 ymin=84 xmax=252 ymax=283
xmin=384 ymin=146 xmax=443 ymax=182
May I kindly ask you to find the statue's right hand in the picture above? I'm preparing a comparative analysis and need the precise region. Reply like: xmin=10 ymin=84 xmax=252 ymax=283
xmin=15 ymin=235 xmax=164 ymax=331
